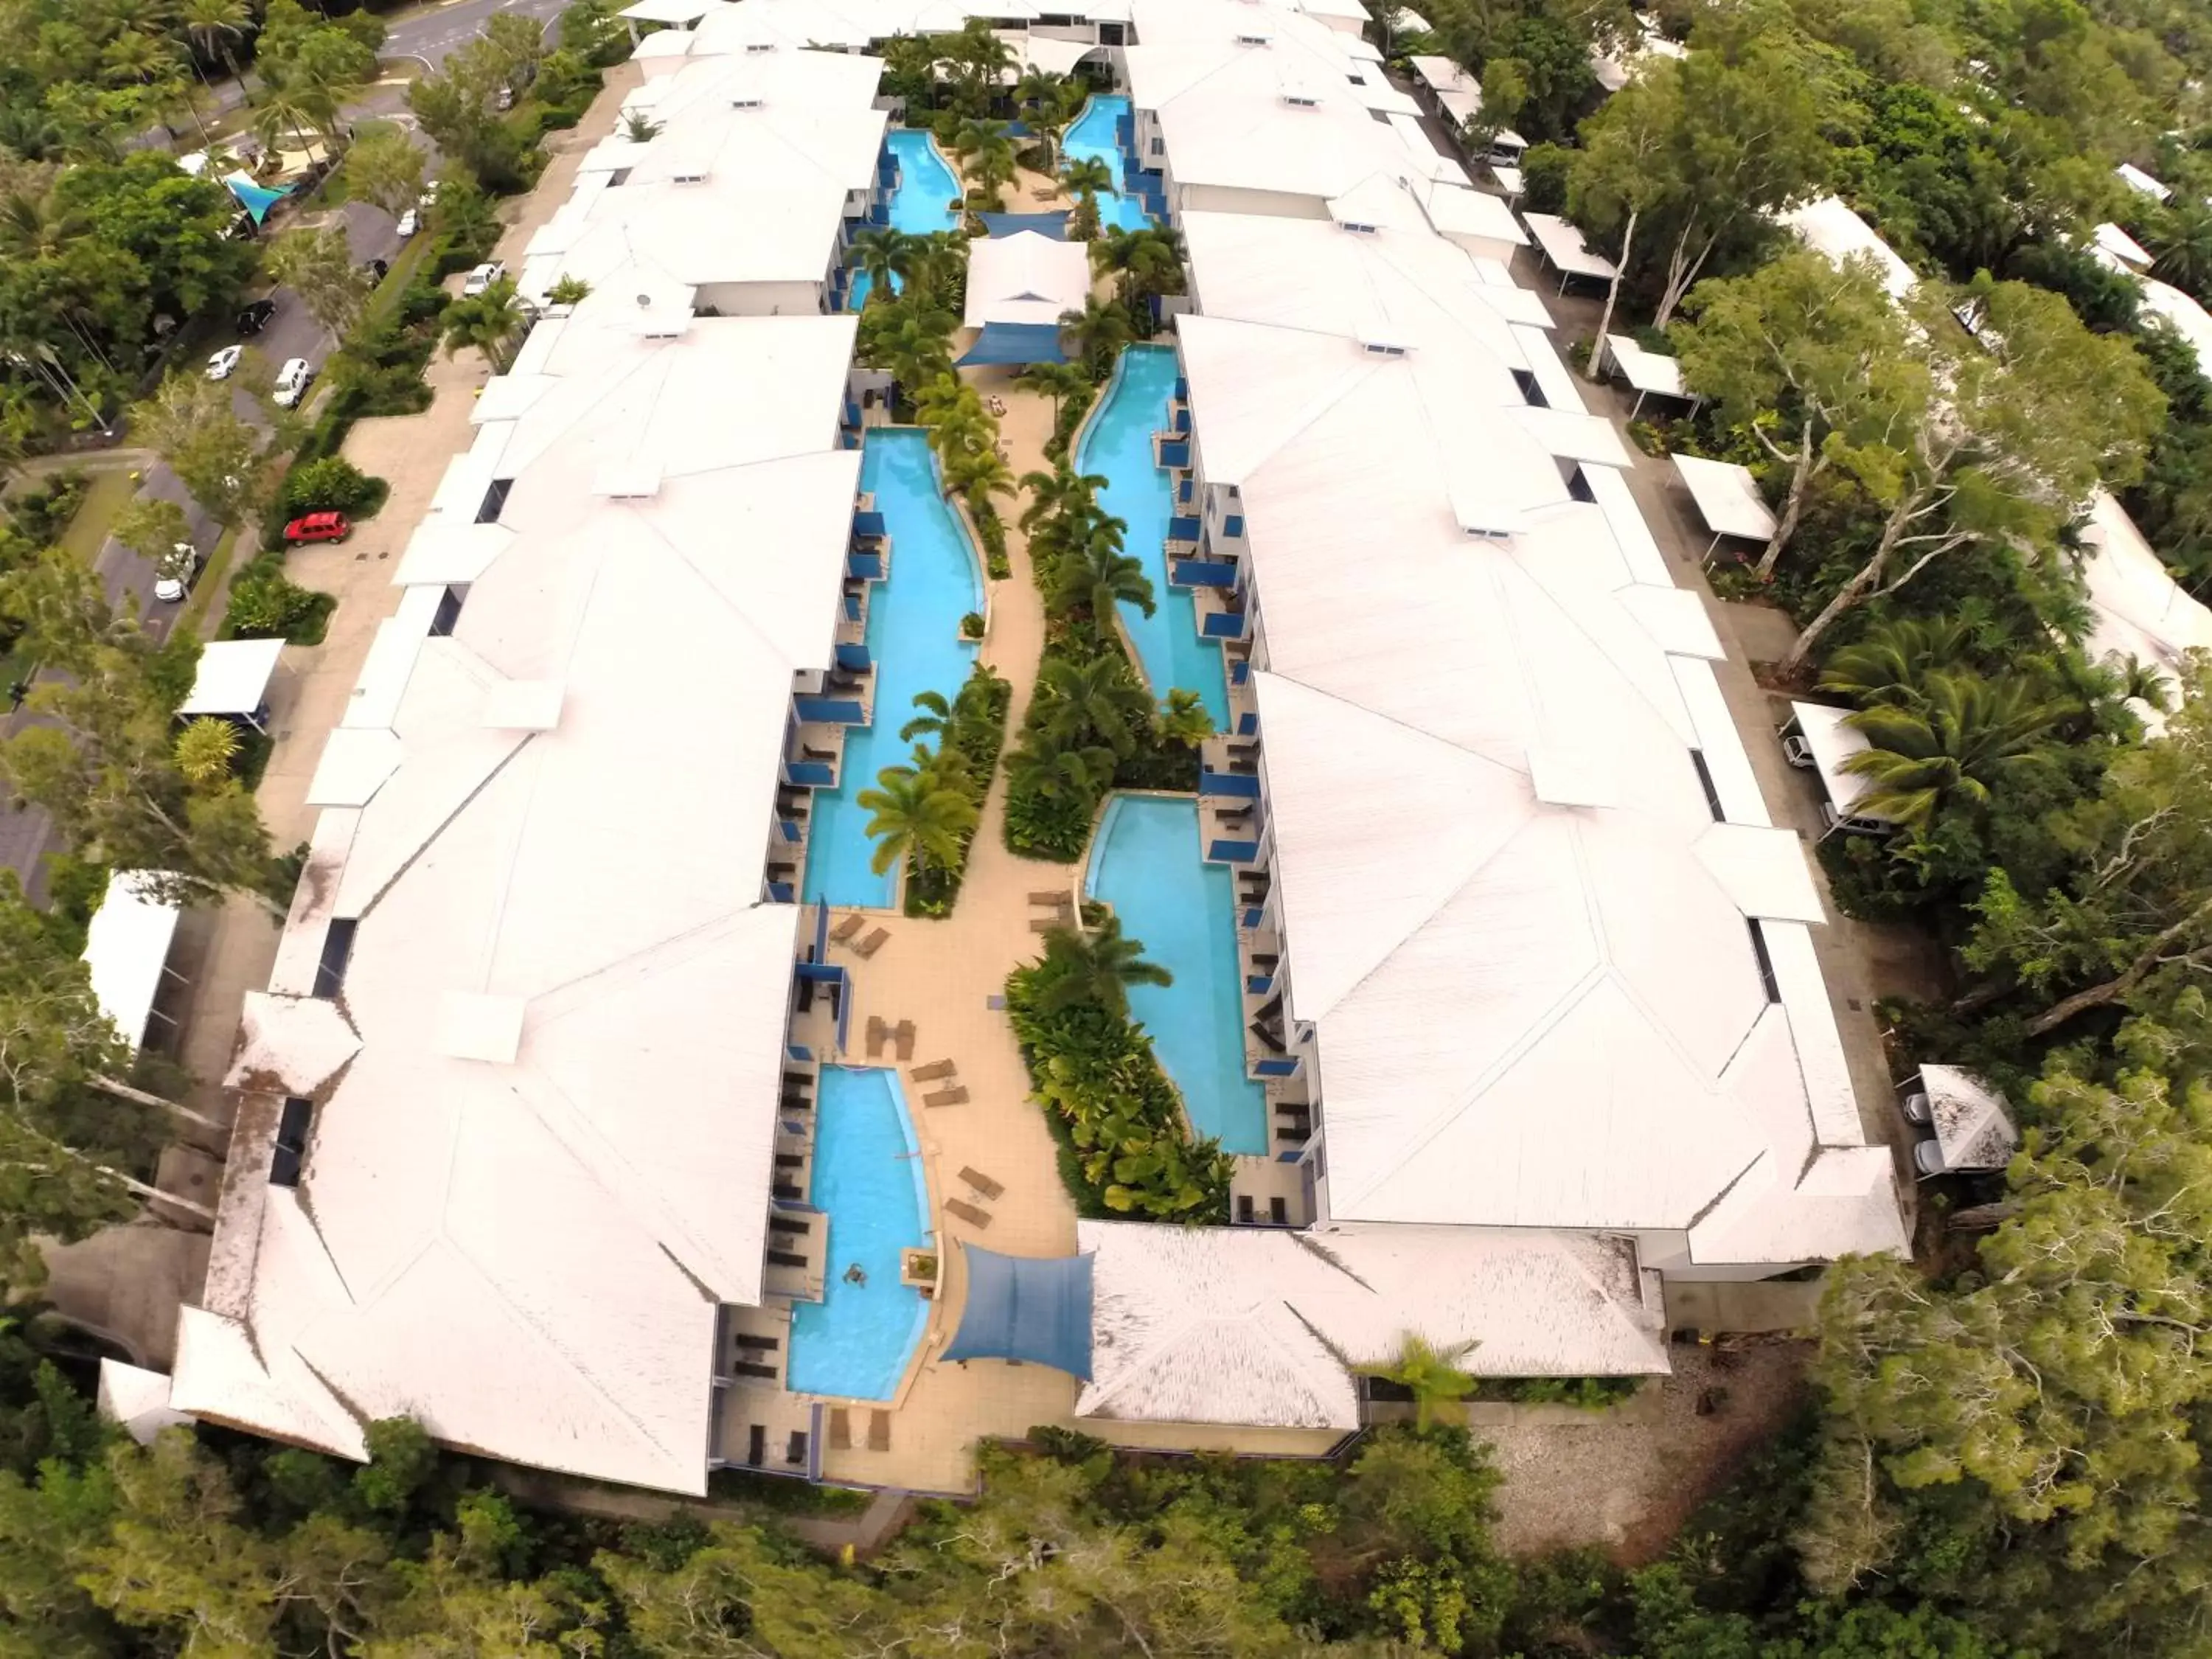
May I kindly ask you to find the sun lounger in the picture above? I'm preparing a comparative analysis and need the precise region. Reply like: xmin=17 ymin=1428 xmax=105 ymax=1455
xmin=925 ymin=1086 xmax=969 ymax=1107
xmin=945 ymin=1197 xmax=992 ymax=1228
xmin=829 ymin=1408 xmax=852 ymax=1450
xmin=959 ymin=1166 xmax=1005 ymax=1201
xmin=911 ymin=1058 xmax=956 ymax=1082
xmin=868 ymin=1410 xmax=891 ymax=1451
xmin=866 ymin=1015 xmax=887 ymax=1058
xmin=855 ymin=927 xmax=891 ymax=958
xmin=1027 ymin=889 xmax=1069 ymax=905
xmin=893 ymin=1020 xmax=916 ymax=1061
xmin=831 ymin=913 xmax=865 ymax=943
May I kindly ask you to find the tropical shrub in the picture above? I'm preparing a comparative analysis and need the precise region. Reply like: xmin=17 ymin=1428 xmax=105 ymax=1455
xmin=891 ymin=663 xmax=1009 ymax=918
xmin=224 ymin=559 xmax=335 ymax=645
xmin=279 ymin=456 xmax=384 ymax=518
xmin=1006 ymin=931 xmax=1231 ymax=1221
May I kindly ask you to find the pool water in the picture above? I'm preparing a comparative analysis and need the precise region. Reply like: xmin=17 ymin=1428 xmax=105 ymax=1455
xmin=801 ymin=429 xmax=983 ymax=908
xmin=787 ymin=1068 xmax=932 ymax=1402
xmin=1062 ymin=95 xmax=1154 ymax=232
xmin=849 ymin=130 xmax=963 ymax=310
xmin=1085 ymin=794 xmax=1268 ymax=1155
xmin=1078 ymin=345 xmax=1230 ymax=728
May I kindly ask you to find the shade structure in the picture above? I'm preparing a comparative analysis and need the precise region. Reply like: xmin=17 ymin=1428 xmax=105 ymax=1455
xmin=956 ymin=321 xmax=1069 ymax=366
xmin=942 ymin=1245 xmax=1094 ymax=1380
xmin=81 ymin=871 xmax=182 ymax=1049
xmin=975 ymin=211 xmax=1071 ymax=240
xmin=223 ymin=171 xmax=292 ymax=226
xmin=178 ymin=637 xmax=287 ymax=719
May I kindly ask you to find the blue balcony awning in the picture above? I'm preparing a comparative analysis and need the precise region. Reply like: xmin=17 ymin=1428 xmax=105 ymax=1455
xmin=957 ymin=321 xmax=1068 ymax=366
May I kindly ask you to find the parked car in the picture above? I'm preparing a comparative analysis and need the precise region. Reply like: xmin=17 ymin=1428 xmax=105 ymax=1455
xmin=495 ymin=86 xmax=514 ymax=111
xmin=236 ymin=299 xmax=277 ymax=336
xmin=273 ymin=356 xmax=314 ymax=408
xmin=153 ymin=544 xmax=201 ymax=603
xmin=362 ymin=257 xmax=389 ymax=281
xmin=396 ymin=208 xmax=419 ymax=239
xmin=283 ymin=512 xmax=352 ymax=545
xmin=206 ymin=345 xmax=243 ymax=380
xmin=461 ymin=261 xmax=506 ymax=297
xmin=418 ymin=179 xmax=441 ymax=209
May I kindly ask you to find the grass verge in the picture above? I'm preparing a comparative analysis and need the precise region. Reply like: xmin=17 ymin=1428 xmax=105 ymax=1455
xmin=176 ymin=527 xmax=240 ymax=639
xmin=55 ymin=467 xmax=138 ymax=566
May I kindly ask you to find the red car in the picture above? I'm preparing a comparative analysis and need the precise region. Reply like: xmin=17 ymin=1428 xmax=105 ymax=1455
xmin=283 ymin=512 xmax=352 ymax=545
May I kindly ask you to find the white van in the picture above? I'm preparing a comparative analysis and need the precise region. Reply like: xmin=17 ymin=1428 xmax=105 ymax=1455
xmin=273 ymin=356 xmax=315 ymax=408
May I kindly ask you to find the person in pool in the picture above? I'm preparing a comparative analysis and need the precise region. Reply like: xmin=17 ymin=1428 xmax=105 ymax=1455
xmin=844 ymin=1263 xmax=867 ymax=1287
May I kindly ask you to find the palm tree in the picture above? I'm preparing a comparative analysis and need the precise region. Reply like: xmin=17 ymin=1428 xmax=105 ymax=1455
xmin=1054 ymin=532 xmax=1155 ymax=619
xmin=1359 ymin=1334 xmax=1478 ymax=1430
xmin=1840 ymin=672 xmax=2076 ymax=830
xmin=179 ymin=0 xmax=251 ymax=89
xmin=621 ymin=109 xmax=662 ymax=143
xmin=1019 ymin=462 xmax=1107 ymax=532
xmin=0 ymin=187 xmax=81 ymax=261
xmin=900 ymin=689 xmax=959 ymax=746
xmin=174 ymin=717 xmax=240 ymax=785
xmin=1015 ymin=361 xmax=1090 ymax=425
xmin=1157 ymin=688 xmax=1214 ymax=749
xmin=863 ymin=301 xmax=959 ymax=398
xmin=441 ymin=278 xmax=529 ymax=372
xmin=1032 ymin=913 xmax=1172 ymax=1018
xmin=849 ymin=226 xmax=922 ymax=305
xmin=1061 ymin=156 xmax=1114 ymax=240
xmin=1006 ymin=728 xmax=1118 ymax=804
xmin=1014 ymin=67 xmax=1072 ymax=170
xmin=251 ymin=84 xmax=327 ymax=162
xmin=946 ymin=447 xmax=1015 ymax=517
xmin=1817 ymin=616 xmax=1978 ymax=711
xmin=1060 ymin=296 xmax=1131 ymax=378
xmin=2149 ymin=201 xmax=2212 ymax=296
xmin=1038 ymin=653 xmax=1152 ymax=754
xmin=857 ymin=760 xmax=978 ymax=880
xmin=913 ymin=372 xmax=984 ymax=429
xmin=1091 ymin=226 xmax=1184 ymax=310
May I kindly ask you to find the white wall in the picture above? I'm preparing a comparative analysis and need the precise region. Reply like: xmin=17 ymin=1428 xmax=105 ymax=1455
xmin=695 ymin=279 xmax=827 ymax=317
xmin=1178 ymin=182 xmax=1332 ymax=221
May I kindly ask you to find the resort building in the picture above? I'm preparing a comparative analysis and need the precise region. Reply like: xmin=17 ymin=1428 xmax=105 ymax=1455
xmin=119 ymin=0 xmax=1916 ymax=1493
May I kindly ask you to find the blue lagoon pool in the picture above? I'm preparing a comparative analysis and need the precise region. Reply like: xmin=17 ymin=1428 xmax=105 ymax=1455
xmin=1063 ymin=94 xmax=1153 ymax=232
xmin=1085 ymin=794 xmax=1268 ymax=1155
xmin=787 ymin=1068 xmax=931 ymax=1402
xmin=849 ymin=130 xmax=962 ymax=309
xmin=801 ymin=429 xmax=983 ymax=908
xmin=1079 ymin=345 xmax=1229 ymax=728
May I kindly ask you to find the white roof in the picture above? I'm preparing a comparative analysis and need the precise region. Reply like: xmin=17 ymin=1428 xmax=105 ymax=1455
xmin=1407 ymin=55 xmax=1481 ymax=127
xmin=177 ymin=315 xmax=863 ymax=1495
xmin=1024 ymin=34 xmax=1099 ymax=75
xmin=1606 ymin=333 xmax=1689 ymax=400
xmin=1778 ymin=196 xmax=1919 ymax=301
xmin=178 ymin=637 xmax=287 ymax=718
xmin=1077 ymin=1220 xmax=1669 ymax=1430
xmin=2076 ymin=489 xmax=2212 ymax=731
xmin=81 ymin=871 xmax=182 ymax=1051
xmin=1521 ymin=212 xmax=1618 ymax=280
xmin=621 ymin=0 xmax=717 ymax=19
xmin=97 ymin=1360 xmax=192 ymax=1445
xmin=963 ymin=230 xmax=1093 ymax=327
xmin=1787 ymin=700 xmax=1881 ymax=818
xmin=2138 ymin=276 xmax=2212 ymax=378
xmin=1175 ymin=302 xmax=1899 ymax=1263
xmin=1674 ymin=453 xmax=1778 ymax=542
xmin=2118 ymin=161 xmax=2171 ymax=202
xmin=2094 ymin=220 xmax=2154 ymax=270
xmin=1916 ymin=1064 xmax=2020 ymax=1172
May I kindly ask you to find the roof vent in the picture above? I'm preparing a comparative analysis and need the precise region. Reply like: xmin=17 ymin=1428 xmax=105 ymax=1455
xmin=1235 ymin=29 xmax=1273 ymax=46
xmin=672 ymin=167 xmax=706 ymax=182
xmin=730 ymin=94 xmax=764 ymax=108
xmin=743 ymin=40 xmax=775 ymax=52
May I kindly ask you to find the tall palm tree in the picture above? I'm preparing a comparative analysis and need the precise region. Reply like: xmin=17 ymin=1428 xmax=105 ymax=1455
xmin=863 ymin=300 xmax=958 ymax=397
xmin=849 ymin=226 xmax=922 ymax=305
xmin=1054 ymin=532 xmax=1155 ymax=619
xmin=913 ymin=372 xmax=984 ymax=428
xmin=1817 ymin=616 xmax=1979 ymax=710
xmin=441 ymin=279 xmax=529 ymax=372
xmin=251 ymin=85 xmax=327 ymax=162
xmin=1091 ymin=225 xmax=1184 ymax=310
xmin=1840 ymin=672 xmax=2076 ymax=830
xmin=1061 ymin=155 xmax=1114 ymax=239
xmin=1019 ymin=462 xmax=1107 ymax=533
xmin=1060 ymin=296 xmax=1131 ymax=378
xmin=946 ymin=447 xmax=1015 ymax=516
xmin=1015 ymin=361 xmax=1090 ymax=425
xmin=1359 ymin=1334 xmax=1478 ymax=1430
xmin=2149 ymin=201 xmax=2212 ymax=296
xmin=1032 ymin=913 xmax=1173 ymax=1018
xmin=857 ymin=759 xmax=978 ymax=880
xmin=1157 ymin=688 xmax=1214 ymax=749
xmin=178 ymin=0 xmax=252 ymax=89
xmin=1038 ymin=653 xmax=1152 ymax=754
xmin=0 ymin=187 xmax=81 ymax=261
xmin=1014 ymin=67 xmax=1072 ymax=170
xmin=621 ymin=110 xmax=663 ymax=143
xmin=900 ymin=689 xmax=959 ymax=747
xmin=1006 ymin=730 xmax=1117 ymax=805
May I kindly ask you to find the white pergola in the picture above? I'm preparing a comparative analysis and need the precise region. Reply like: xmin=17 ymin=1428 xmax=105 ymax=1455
xmin=1604 ymin=333 xmax=1695 ymax=417
xmin=178 ymin=638 xmax=288 ymax=730
xmin=1520 ymin=212 xmax=1617 ymax=293
xmin=1912 ymin=1065 xmax=2020 ymax=1174
xmin=81 ymin=870 xmax=185 ymax=1049
xmin=1786 ymin=700 xmax=1891 ymax=832
xmin=1675 ymin=454 xmax=1777 ymax=559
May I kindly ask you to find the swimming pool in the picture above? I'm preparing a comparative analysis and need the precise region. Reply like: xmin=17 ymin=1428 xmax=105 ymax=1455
xmin=1085 ymin=794 xmax=1268 ymax=1155
xmin=787 ymin=1068 xmax=932 ymax=1402
xmin=1062 ymin=95 xmax=1154 ymax=232
xmin=1078 ymin=345 xmax=1230 ymax=728
xmin=849 ymin=130 xmax=962 ymax=309
xmin=801 ymin=429 xmax=983 ymax=908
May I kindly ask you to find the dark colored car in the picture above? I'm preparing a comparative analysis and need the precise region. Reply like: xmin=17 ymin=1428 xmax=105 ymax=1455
xmin=236 ymin=299 xmax=277 ymax=335
xmin=283 ymin=512 xmax=352 ymax=545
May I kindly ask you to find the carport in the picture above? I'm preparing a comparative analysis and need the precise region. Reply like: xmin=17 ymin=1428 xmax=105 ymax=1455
xmin=178 ymin=638 xmax=288 ymax=732
xmin=81 ymin=871 xmax=185 ymax=1050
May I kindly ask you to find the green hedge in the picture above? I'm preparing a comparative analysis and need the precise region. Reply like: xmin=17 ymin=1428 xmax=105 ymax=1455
xmin=973 ymin=501 xmax=1012 ymax=580
xmin=223 ymin=557 xmax=335 ymax=646
xmin=903 ymin=662 xmax=1011 ymax=918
